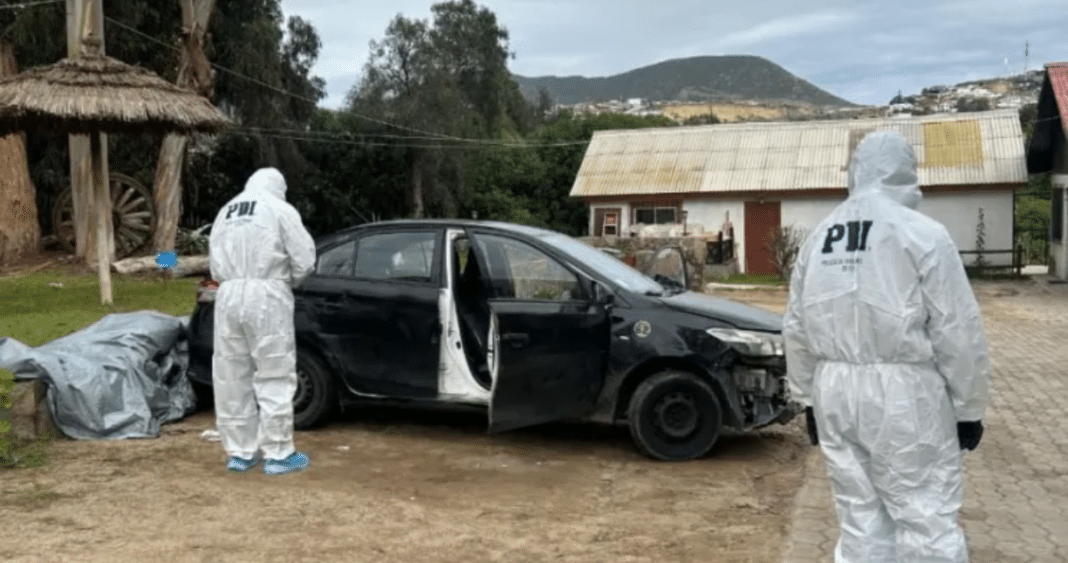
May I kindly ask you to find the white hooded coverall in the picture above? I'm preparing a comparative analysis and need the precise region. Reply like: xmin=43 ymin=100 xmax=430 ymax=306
xmin=209 ymin=167 xmax=316 ymax=461
xmin=784 ymin=131 xmax=989 ymax=562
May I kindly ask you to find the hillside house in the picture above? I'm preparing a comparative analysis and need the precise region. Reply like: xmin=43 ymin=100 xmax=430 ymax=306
xmin=1025 ymin=62 xmax=1068 ymax=280
xmin=570 ymin=110 xmax=1027 ymax=275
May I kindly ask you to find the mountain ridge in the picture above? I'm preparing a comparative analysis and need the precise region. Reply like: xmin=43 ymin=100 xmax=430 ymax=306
xmin=512 ymin=55 xmax=857 ymax=108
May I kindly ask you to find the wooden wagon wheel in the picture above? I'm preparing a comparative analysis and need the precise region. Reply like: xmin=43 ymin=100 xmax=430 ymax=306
xmin=52 ymin=172 xmax=157 ymax=259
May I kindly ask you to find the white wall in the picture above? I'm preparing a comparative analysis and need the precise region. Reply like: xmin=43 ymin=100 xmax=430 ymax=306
xmin=918 ymin=191 xmax=1015 ymax=267
xmin=590 ymin=189 xmax=1017 ymax=272
xmin=1053 ymin=175 xmax=1068 ymax=280
xmin=781 ymin=198 xmax=842 ymax=236
xmin=683 ymin=199 xmax=745 ymax=265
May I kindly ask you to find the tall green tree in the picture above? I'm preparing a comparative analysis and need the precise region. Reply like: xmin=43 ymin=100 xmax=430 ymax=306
xmin=347 ymin=0 xmax=518 ymax=218
xmin=205 ymin=3 xmax=325 ymax=202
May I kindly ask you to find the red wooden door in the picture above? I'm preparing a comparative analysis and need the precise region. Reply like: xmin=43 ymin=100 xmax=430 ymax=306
xmin=744 ymin=201 xmax=781 ymax=275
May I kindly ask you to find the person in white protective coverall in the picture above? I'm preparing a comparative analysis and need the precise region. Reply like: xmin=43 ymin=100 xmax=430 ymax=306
xmin=209 ymin=167 xmax=316 ymax=475
xmin=783 ymin=130 xmax=989 ymax=562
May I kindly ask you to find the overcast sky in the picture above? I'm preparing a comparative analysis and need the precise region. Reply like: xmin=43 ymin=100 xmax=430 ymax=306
xmin=278 ymin=0 xmax=1068 ymax=109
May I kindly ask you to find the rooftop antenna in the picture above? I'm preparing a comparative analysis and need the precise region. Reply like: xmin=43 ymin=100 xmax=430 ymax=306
xmin=1024 ymin=41 xmax=1029 ymax=74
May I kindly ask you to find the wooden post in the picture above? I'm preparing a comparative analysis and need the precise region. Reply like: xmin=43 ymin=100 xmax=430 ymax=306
xmin=152 ymin=0 xmax=215 ymax=254
xmin=70 ymin=0 xmax=113 ymax=304
xmin=65 ymin=0 xmax=113 ymax=264
xmin=91 ymin=131 xmax=112 ymax=304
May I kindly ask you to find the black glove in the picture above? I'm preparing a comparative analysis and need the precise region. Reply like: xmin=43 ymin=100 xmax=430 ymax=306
xmin=957 ymin=421 xmax=984 ymax=451
xmin=804 ymin=406 xmax=819 ymax=446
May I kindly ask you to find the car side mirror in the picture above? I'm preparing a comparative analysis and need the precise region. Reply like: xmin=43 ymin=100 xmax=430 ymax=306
xmin=591 ymin=280 xmax=615 ymax=307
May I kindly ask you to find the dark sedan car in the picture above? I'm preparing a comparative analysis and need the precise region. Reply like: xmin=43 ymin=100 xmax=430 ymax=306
xmin=187 ymin=219 xmax=798 ymax=461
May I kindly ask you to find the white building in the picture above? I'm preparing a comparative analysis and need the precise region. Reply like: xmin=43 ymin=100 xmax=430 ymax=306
xmin=570 ymin=110 xmax=1027 ymax=275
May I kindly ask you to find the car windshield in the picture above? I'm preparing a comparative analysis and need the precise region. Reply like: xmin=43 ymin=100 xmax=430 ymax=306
xmin=540 ymin=234 xmax=666 ymax=295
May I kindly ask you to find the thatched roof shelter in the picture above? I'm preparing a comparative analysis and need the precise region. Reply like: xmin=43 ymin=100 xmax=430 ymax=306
xmin=0 ymin=39 xmax=228 ymax=136
xmin=0 ymin=37 xmax=229 ymax=304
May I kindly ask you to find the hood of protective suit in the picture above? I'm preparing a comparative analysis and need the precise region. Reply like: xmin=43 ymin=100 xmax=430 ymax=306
xmin=847 ymin=131 xmax=922 ymax=209
xmin=244 ymin=167 xmax=287 ymax=200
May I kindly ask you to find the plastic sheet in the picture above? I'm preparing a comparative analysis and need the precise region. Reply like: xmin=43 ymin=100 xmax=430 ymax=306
xmin=0 ymin=310 xmax=197 ymax=439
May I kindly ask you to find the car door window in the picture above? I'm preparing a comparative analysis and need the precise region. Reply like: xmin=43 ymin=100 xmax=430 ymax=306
xmin=476 ymin=234 xmax=580 ymax=301
xmin=354 ymin=231 xmax=437 ymax=282
xmin=316 ymin=240 xmax=356 ymax=277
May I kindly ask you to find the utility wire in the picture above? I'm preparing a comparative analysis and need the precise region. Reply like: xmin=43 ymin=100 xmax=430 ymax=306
xmin=229 ymin=126 xmax=589 ymax=150
xmin=0 ymin=0 xmax=62 ymax=10
xmin=238 ymin=125 xmax=590 ymax=147
xmin=104 ymin=16 xmax=508 ymax=144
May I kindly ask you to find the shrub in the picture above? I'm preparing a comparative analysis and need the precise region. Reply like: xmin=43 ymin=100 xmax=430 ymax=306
xmin=767 ymin=225 xmax=807 ymax=282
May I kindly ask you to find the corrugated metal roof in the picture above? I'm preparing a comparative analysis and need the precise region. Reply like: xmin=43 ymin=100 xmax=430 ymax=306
xmin=1050 ymin=62 xmax=1068 ymax=139
xmin=570 ymin=109 xmax=1027 ymax=198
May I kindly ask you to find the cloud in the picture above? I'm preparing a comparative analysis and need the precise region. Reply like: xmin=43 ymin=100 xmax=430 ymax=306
xmin=713 ymin=11 xmax=863 ymax=51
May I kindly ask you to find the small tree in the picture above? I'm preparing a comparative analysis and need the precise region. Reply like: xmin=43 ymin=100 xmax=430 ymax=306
xmin=974 ymin=207 xmax=988 ymax=275
xmin=767 ymin=225 xmax=807 ymax=282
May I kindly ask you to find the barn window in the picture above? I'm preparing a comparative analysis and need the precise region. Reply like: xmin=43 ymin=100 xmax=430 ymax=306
xmin=633 ymin=206 xmax=677 ymax=225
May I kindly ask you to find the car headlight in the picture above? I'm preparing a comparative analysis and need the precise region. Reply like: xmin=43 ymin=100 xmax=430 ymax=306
xmin=706 ymin=328 xmax=784 ymax=357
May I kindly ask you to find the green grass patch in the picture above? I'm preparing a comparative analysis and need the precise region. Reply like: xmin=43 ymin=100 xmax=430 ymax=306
xmin=0 ymin=270 xmax=200 ymax=470
xmin=711 ymin=273 xmax=786 ymax=286
xmin=1 ymin=436 xmax=52 ymax=469
xmin=0 ymin=270 xmax=200 ymax=347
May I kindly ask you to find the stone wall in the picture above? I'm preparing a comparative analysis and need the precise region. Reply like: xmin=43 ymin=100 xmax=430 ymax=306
xmin=9 ymin=379 xmax=61 ymax=441
xmin=580 ymin=236 xmax=710 ymax=292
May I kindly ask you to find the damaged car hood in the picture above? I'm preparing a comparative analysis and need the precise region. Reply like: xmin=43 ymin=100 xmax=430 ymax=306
xmin=659 ymin=291 xmax=783 ymax=332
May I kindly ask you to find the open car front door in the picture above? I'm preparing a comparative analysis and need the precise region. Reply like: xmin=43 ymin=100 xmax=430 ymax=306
xmin=486 ymin=298 xmax=610 ymax=433
xmin=468 ymin=230 xmax=611 ymax=434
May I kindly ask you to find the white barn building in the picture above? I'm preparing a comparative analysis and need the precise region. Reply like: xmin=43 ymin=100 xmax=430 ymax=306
xmin=570 ymin=110 xmax=1027 ymax=275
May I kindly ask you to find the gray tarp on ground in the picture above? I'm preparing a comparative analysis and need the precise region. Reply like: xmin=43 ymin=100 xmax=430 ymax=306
xmin=0 ymin=310 xmax=197 ymax=439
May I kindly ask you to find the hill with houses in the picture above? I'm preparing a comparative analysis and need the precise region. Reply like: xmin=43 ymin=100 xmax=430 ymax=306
xmin=516 ymin=55 xmax=1045 ymax=124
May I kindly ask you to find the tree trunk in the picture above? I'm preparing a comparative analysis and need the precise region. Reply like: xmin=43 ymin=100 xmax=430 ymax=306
xmin=152 ymin=0 xmax=215 ymax=253
xmin=0 ymin=42 xmax=40 ymax=266
xmin=91 ymin=131 xmax=113 ymax=303
xmin=152 ymin=134 xmax=188 ymax=252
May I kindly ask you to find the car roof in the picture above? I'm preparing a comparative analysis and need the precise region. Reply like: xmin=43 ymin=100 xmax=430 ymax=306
xmin=316 ymin=219 xmax=562 ymax=246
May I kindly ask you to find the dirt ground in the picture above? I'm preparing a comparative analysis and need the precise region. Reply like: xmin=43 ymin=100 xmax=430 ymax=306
xmin=3 ymin=270 xmax=1046 ymax=563
xmin=1 ymin=264 xmax=814 ymax=563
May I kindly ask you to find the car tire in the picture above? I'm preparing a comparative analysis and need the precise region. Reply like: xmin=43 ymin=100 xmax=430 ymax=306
xmin=627 ymin=370 xmax=723 ymax=461
xmin=293 ymin=350 xmax=338 ymax=430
